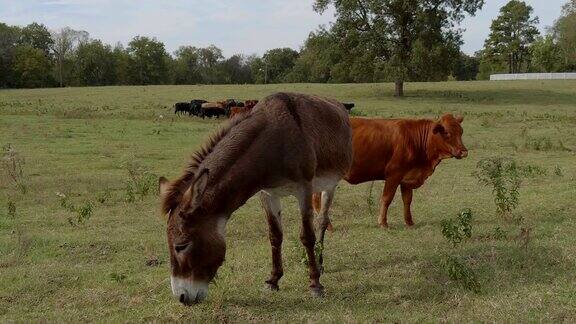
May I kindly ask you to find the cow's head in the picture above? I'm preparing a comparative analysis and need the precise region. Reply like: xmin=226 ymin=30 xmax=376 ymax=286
xmin=432 ymin=114 xmax=468 ymax=159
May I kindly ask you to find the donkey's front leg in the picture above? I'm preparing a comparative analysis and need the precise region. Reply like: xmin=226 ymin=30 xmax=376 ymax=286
xmin=259 ymin=191 xmax=284 ymax=291
xmin=298 ymin=184 xmax=324 ymax=297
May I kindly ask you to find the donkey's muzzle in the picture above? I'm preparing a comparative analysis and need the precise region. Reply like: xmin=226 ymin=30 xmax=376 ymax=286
xmin=179 ymin=292 xmax=204 ymax=306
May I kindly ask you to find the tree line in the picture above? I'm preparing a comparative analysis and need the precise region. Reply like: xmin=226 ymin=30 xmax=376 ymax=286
xmin=1 ymin=0 xmax=575 ymax=92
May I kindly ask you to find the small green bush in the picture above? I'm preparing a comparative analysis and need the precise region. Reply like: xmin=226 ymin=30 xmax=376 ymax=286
xmin=96 ymin=190 xmax=112 ymax=204
xmin=474 ymin=157 xmax=521 ymax=219
xmin=123 ymin=160 xmax=157 ymax=202
xmin=554 ymin=165 xmax=563 ymax=177
xmin=441 ymin=208 xmax=473 ymax=247
xmin=67 ymin=201 xmax=93 ymax=226
xmin=1 ymin=144 xmax=27 ymax=194
xmin=440 ymin=209 xmax=479 ymax=292
xmin=442 ymin=256 xmax=480 ymax=293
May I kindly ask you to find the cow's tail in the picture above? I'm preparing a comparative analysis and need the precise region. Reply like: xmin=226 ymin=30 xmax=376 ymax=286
xmin=312 ymin=192 xmax=333 ymax=232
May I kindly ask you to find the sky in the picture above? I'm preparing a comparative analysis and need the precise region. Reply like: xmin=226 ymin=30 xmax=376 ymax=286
xmin=0 ymin=0 xmax=566 ymax=57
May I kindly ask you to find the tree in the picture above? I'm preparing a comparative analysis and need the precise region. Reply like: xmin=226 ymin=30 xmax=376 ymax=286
xmin=197 ymin=45 xmax=224 ymax=84
xmin=220 ymin=54 xmax=253 ymax=84
xmin=12 ymin=45 xmax=53 ymax=88
xmin=314 ymin=0 xmax=484 ymax=96
xmin=483 ymin=0 xmax=540 ymax=74
xmin=287 ymin=29 xmax=341 ymax=83
xmin=553 ymin=0 xmax=576 ymax=70
xmin=531 ymin=36 xmax=563 ymax=72
xmin=74 ymin=39 xmax=116 ymax=86
xmin=126 ymin=36 xmax=171 ymax=85
xmin=51 ymin=27 xmax=89 ymax=87
xmin=452 ymin=52 xmax=480 ymax=80
xmin=112 ymin=43 xmax=131 ymax=85
xmin=262 ymin=48 xmax=299 ymax=83
xmin=172 ymin=46 xmax=202 ymax=84
xmin=19 ymin=23 xmax=53 ymax=56
xmin=0 ymin=22 xmax=21 ymax=87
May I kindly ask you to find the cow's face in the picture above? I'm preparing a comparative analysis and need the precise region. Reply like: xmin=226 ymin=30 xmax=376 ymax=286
xmin=432 ymin=114 xmax=468 ymax=159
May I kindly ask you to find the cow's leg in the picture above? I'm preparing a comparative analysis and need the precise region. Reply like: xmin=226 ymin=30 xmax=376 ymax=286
xmin=259 ymin=191 xmax=283 ymax=291
xmin=315 ymin=188 xmax=335 ymax=266
xmin=378 ymin=178 xmax=400 ymax=228
xmin=400 ymin=184 xmax=414 ymax=226
xmin=297 ymin=183 xmax=324 ymax=297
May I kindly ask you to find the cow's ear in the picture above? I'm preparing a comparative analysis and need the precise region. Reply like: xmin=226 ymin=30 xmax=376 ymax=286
xmin=456 ymin=115 xmax=464 ymax=124
xmin=159 ymin=176 xmax=170 ymax=196
xmin=433 ymin=123 xmax=445 ymax=134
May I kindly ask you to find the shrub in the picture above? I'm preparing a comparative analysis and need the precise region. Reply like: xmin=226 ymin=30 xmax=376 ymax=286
xmin=554 ymin=165 xmax=563 ymax=177
xmin=96 ymin=189 xmax=112 ymax=204
xmin=440 ymin=209 xmax=479 ymax=292
xmin=57 ymin=192 xmax=94 ymax=226
xmin=67 ymin=201 xmax=93 ymax=226
xmin=1 ymin=144 xmax=27 ymax=194
xmin=473 ymin=157 xmax=521 ymax=219
xmin=520 ymin=164 xmax=547 ymax=178
xmin=442 ymin=256 xmax=480 ymax=293
xmin=123 ymin=160 xmax=157 ymax=202
xmin=523 ymin=136 xmax=570 ymax=152
xmin=441 ymin=208 xmax=473 ymax=247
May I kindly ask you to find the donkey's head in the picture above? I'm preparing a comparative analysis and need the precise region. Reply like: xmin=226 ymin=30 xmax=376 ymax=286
xmin=159 ymin=170 xmax=227 ymax=306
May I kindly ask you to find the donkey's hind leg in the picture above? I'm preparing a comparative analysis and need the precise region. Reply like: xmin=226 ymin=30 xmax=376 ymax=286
xmin=297 ymin=183 xmax=324 ymax=297
xmin=316 ymin=188 xmax=336 ymax=266
xmin=259 ymin=191 xmax=283 ymax=291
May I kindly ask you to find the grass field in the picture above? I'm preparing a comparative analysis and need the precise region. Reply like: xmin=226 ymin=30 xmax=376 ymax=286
xmin=1 ymin=81 xmax=575 ymax=322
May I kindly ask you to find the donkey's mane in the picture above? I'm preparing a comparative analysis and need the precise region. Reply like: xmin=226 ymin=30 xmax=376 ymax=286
xmin=161 ymin=113 xmax=253 ymax=216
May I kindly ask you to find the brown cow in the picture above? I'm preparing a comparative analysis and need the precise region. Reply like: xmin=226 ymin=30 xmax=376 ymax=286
xmin=314 ymin=113 xmax=467 ymax=228
xmin=229 ymin=106 xmax=250 ymax=118
xmin=228 ymin=100 xmax=260 ymax=118
xmin=200 ymin=102 xmax=227 ymax=118
xmin=245 ymin=100 xmax=259 ymax=109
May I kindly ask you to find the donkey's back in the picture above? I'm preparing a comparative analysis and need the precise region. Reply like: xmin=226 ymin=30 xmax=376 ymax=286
xmin=251 ymin=92 xmax=352 ymax=184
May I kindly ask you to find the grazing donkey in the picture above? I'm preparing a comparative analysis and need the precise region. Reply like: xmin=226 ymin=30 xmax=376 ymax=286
xmin=159 ymin=92 xmax=352 ymax=305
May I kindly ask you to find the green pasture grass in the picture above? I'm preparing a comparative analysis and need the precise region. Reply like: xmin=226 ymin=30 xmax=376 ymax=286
xmin=1 ymin=80 xmax=575 ymax=322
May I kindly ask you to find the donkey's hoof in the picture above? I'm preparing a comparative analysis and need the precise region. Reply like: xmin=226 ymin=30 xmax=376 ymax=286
xmin=265 ymin=282 xmax=279 ymax=291
xmin=310 ymin=287 xmax=325 ymax=298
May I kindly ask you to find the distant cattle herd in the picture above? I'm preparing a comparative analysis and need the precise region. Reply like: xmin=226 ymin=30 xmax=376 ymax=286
xmin=174 ymin=98 xmax=354 ymax=119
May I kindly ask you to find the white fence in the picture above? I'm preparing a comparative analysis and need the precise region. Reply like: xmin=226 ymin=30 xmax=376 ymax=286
xmin=490 ymin=73 xmax=576 ymax=81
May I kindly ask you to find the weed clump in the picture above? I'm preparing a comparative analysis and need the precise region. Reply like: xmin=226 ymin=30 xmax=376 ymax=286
xmin=440 ymin=209 xmax=480 ymax=292
xmin=441 ymin=208 xmax=473 ymax=247
xmin=123 ymin=160 xmax=157 ymax=202
xmin=1 ymin=144 xmax=27 ymax=194
xmin=474 ymin=157 xmax=522 ymax=221
xmin=57 ymin=192 xmax=94 ymax=226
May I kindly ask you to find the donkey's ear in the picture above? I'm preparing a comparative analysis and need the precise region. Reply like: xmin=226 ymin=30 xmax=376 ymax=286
xmin=190 ymin=169 xmax=209 ymax=208
xmin=455 ymin=115 xmax=464 ymax=123
xmin=158 ymin=176 xmax=170 ymax=196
